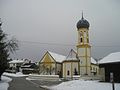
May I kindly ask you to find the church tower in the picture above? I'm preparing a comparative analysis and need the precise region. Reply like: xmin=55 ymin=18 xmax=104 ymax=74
xmin=76 ymin=13 xmax=91 ymax=75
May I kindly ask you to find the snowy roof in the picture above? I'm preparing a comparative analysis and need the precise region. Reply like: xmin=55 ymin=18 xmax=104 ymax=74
xmin=21 ymin=65 xmax=31 ymax=68
xmin=48 ymin=51 xmax=66 ymax=62
xmin=91 ymin=57 xmax=97 ymax=64
xmin=47 ymin=51 xmax=97 ymax=64
xmin=66 ymin=49 xmax=78 ymax=60
xmin=66 ymin=58 xmax=78 ymax=60
xmin=9 ymin=60 xmax=24 ymax=64
xmin=99 ymin=52 xmax=120 ymax=64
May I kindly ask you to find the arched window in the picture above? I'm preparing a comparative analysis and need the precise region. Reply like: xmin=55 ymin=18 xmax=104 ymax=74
xmin=80 ymin=38 xmax=83 ymax=43
xmin=67 ymin=70 xmax=70 ymax=75
xmin=74 ymin=68 xmax=78 ymax=75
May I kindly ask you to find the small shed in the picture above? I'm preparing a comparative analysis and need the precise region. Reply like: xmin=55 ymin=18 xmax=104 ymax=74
xmin=99 ymin=52 xmax=120 ymax=82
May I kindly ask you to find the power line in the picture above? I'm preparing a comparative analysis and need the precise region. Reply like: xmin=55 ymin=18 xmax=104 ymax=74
xmin=19 ymin=40 xmax=74 ymax=46
xmin=19 ymin=40 xmax=120 ymax=47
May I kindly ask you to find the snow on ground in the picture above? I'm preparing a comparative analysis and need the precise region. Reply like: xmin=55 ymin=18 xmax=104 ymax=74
xmin=51 ymin=80 xmax=120 ymax=90
xmin=3 ymin=72 xmax=28 ymax=77
xmin=0 ymin=76 xmax=12 ymax=90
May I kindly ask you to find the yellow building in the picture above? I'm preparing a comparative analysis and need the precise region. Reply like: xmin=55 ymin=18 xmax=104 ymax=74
xmin=39 ymin=51 xmax=66 ymax=77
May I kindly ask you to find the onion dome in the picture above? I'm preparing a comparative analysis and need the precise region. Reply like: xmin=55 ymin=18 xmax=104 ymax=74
xmin=76 ymin=13 xmax=90 ymax=29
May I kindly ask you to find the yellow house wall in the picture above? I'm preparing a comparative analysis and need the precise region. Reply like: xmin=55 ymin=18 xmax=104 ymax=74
xmin=41 ymin=53 xmax=55 ymax=63
xmin=39 ymin=63 xmax=56 ymax=75
xmin=40 ymin=52 xmax=56 ymax=68
xmin=39 ymin=52 xmax=60 ymax=75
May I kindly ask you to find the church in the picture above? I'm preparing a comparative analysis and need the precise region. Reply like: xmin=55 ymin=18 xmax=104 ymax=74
xmin=38 ymin=14 xmax=99 ymax=79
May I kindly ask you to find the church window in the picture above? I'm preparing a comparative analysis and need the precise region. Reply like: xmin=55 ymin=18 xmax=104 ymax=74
xmin=67 ymin=70 xmax=70 ymax=75
xmin=80 ymin=38 xmax=83 ymax=43
xmin=74 ymin=68 xmax=78 ymax=75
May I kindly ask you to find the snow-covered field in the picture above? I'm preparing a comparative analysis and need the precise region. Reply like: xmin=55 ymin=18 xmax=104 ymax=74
xmin=51 ymin=79 xmax=120 ymax=90
xmin=0 ymin=76 xmax=12 ymax=90
xmin=3 ymin=72 xmax=28 ymax=77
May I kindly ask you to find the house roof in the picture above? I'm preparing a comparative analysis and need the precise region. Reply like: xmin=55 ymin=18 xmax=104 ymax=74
xmin=48 ymin=51 xmax=66 ymax=63
xmin=21 ymin=63 xmax=36 ymax=68
xmin=42 ymin=50 xmax=97 ymax=64
xmin=9 ymin=60 xmax=24 ymax=64
xmin=65 ymin=49 xmax=97 ymax=64
xmin=91 ymin=57 xmax=97 ymax=64
xmin=66 ymin=49 xmax=79 ymax=60
xmin=99 ymin=52 xmax=120 ymax=64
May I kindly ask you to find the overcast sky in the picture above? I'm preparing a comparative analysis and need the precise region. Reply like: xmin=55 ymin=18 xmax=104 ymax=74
xmin=0 ymin=0 xmax=120 ymax=61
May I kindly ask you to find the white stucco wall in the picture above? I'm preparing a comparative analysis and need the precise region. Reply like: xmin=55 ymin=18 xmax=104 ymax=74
xmin=62 ymin=61 xmax=79 ymax=78
xmin=56 ymin=63 xmax=62 ymax=74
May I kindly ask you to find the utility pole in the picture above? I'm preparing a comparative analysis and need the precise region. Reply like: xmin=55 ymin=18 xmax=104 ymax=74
xmin=110 ymin=72 xmax=115 ymax=90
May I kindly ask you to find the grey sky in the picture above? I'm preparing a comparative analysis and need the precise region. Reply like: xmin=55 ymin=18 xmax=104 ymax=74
xmin=0 ymin=0 xmax=120 ymax=61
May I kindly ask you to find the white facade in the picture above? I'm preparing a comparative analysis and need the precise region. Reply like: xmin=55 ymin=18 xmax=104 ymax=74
xmin=9 ymin=60 xmax=24 ymax=68
xmin=62 ymin=60 xmax=80 ymax=78
xmin=9 ymin=59 xmax=25 ymax=72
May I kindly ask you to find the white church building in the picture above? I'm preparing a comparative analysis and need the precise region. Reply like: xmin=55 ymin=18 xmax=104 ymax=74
xmin=39 ymin=14 xmax=99 ymax=79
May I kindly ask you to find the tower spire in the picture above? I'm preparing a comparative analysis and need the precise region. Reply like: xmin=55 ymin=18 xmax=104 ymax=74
xmin=76 ymin=11 xmax=90 ymax=29
xmin=0 ymin=18 xmax=2 ymax=26
xmin=82 ymin=11 xmax=84 ymax=19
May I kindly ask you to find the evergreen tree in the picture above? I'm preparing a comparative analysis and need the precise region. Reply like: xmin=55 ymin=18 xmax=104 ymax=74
xmin=0 ymin=19 xmax=18 ymax=80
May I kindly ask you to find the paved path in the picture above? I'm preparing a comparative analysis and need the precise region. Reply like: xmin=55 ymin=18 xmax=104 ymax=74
xmin=8 ymin=77 xmax=48 ymax=90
